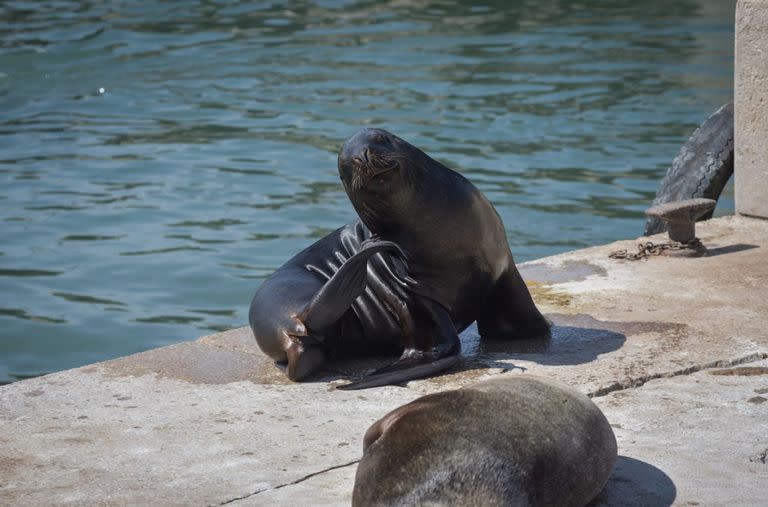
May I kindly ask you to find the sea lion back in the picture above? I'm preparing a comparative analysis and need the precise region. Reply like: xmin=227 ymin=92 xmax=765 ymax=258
xmin=352 ymin=375 xmax=617 ymax=507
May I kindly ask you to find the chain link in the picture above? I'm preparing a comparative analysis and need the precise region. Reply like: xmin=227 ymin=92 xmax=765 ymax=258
xmin=609 ymin=238 xmax=702 ymax=260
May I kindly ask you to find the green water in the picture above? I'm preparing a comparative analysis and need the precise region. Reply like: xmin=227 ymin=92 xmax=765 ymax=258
xmin=0 ymin=0 xmax=735 ymax=383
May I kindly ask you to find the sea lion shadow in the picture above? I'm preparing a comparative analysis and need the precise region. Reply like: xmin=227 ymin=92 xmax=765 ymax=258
xmin=462 ymin=313 xmax=627 ymax=368
xmin=322 ymin=315 xmax=629 ymax=383
xmin=589 ymin=456 xmax=676 ymax=507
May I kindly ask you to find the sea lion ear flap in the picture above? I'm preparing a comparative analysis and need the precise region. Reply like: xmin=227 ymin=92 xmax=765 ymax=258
xmin=299 ymin=240 xmax=407 ymax=331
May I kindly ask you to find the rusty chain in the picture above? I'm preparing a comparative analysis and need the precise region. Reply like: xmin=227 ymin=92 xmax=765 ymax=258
xmin=608 ymin=238 xmax=703 ymax=261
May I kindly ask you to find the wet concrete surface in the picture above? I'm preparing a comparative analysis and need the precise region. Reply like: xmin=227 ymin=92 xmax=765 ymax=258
xmin=1 ymin=215 xmax=767 ymax=505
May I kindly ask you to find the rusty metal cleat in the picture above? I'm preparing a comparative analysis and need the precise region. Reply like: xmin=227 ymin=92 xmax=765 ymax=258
xmin=643 ymin=198 xmax=716 ymax=257
xmin=644 ymin=198 xmax=717 ymax=243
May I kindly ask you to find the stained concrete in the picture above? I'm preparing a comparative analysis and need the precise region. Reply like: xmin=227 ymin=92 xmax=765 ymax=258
xmin=1 ymin=215 xmax=767 ymax=506
xmin=736 ymin=0 xmax=768 ymax=218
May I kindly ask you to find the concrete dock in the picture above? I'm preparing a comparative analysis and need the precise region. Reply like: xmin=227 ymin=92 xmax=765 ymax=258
xmin=1 ymin=215 xmax=766 ymax=506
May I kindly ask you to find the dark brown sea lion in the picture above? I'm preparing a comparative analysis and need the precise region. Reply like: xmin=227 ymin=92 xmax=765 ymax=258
xmin=248 ymin=128 xmax=549 ymax=388
xmin=353 ymin=375 xmax=618 ymax=506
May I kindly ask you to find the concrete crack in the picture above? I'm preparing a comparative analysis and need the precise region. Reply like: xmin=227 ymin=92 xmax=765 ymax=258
xmin=216 ymin=458 xmax=360 ymax=505
xmin=588 ymin=352 xmax=768 ymax=398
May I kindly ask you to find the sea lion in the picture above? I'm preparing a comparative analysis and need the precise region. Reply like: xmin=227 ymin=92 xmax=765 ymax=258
xmin=352 ymin=375 xmax=618 ymax=506
xmin=248 ymin=128 xmax=550 ymax=388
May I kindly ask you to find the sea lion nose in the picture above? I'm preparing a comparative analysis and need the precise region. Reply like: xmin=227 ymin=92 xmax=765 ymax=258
xmin=352 ymin=148 xmax=371 ymax=166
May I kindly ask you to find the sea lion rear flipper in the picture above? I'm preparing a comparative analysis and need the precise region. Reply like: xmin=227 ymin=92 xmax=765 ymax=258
xmin=336 ymin=354 xmax=458 ymax=390
xmin=300 ymin=240 xmax=407 ymax=331
xmin=338 ymin=298 xmax=460 ymax=390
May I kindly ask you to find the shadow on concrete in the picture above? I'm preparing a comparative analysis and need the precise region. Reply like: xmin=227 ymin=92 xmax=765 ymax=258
xmin=704 ymin=243 xmax=758 ymax=257
xmin=590 ymin=456 xmax=677 ymax=507
xmin=323 ymin=313 xmax=689 ymax=384
xmin=467 ymin=313 xmax=628 ymax=367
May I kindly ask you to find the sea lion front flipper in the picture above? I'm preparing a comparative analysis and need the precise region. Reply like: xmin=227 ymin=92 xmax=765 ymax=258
xmin=337 ymin=298 xmax=460 ymax=390
xmin=300 ymin=240 xmax=407 ymax=331
xmin=477 ymin=267 xmax=551 ymax=340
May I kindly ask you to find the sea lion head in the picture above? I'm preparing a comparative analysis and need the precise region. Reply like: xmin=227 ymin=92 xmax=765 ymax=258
xmin=338 ymin=128 xmax=427 ymax=233
xmin=338 ymin=128 xmax=412 ymax=194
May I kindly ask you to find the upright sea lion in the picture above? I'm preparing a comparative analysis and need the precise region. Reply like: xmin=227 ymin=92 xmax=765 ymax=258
xmin=353 ymin=375 xmax=618 ymax=506
xmin=248 ymin=128 xmax=550 ymax=388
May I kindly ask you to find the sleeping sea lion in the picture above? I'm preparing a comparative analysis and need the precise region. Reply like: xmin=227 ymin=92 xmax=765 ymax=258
xmin=353 ymin=375 xmax=618 ymax=506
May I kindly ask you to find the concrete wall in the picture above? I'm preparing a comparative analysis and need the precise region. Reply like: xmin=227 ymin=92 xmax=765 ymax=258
xmin=735 ymin=0 xmax=768 ymax=218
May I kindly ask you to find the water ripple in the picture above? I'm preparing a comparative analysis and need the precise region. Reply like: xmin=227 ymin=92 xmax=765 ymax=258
xmin=52 ymin=292 xmax=126 ymax=306
xmin=0 ymin=268 xmax=62 ymax=277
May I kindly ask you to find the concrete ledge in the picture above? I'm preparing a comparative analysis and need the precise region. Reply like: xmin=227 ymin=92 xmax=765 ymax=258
xmin=735 ymin=0 xmax=768 ymax=218
xmin=2 ymin=215 xmax=767 ymax=505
